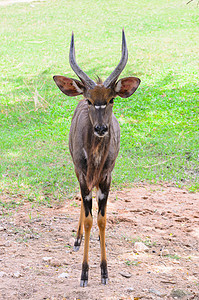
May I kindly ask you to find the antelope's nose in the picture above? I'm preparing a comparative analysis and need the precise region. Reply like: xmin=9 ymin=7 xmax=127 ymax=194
xmin=94 ymin=124 xmax=108 ymax=136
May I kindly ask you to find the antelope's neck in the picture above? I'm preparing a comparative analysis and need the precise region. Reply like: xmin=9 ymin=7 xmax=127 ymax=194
xmin=85 ymin=132 xmax=111 ymax=190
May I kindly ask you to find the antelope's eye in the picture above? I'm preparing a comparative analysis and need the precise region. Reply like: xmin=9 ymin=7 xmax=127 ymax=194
xmin=109 ymin=98 xmax=114 ymax=104
xmin=87 ymin=99 xmax=92 ymax=106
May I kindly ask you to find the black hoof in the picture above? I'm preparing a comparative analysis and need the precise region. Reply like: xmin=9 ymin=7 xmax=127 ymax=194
xmin=101 ymin=260 xmax=108 ymax=285
xmin=74 ymin=237 xmax=82 ymax=251
xmin=80 ymin=279 xmax=88 ymax=287
xmin=101 ymin=276 xmax=108 ymax=285
xmin=80 ymin=262 xmax=89 ymax=287
xmin=73 ymin=245 xmax=80 ymax=252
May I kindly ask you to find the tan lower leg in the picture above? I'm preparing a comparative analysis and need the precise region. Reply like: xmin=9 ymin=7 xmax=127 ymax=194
xmin=98 ymin=212 xmax=107 ymax=262
xmin=83 ymin=213 xmax=93 ymax=263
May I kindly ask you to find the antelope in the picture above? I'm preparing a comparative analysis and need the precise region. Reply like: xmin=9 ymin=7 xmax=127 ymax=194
xmin=53 ymin=29 xmax=140 ymax=287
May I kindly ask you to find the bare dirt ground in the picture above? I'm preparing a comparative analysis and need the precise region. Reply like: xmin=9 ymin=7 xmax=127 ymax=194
xmin=0 ymin=183 xmax=199 ymax=300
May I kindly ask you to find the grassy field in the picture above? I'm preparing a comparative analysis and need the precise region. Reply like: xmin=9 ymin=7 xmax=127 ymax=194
xmin=0 ymin=0 xmax=199 ymax=206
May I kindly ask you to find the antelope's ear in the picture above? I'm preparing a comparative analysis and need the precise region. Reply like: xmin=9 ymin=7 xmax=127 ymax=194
xmin=115 ymin=77 xmax=141 ymax=98
xmin=53 ymin=75 xmax=85 ymax=96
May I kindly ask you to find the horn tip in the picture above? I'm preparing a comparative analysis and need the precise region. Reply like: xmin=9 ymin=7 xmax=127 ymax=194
xmin=122 ymin=28 xmax=126 ymax=39
xmin=70 ymin=31 xmax=74 ymax=49
xmin=71 ymin=31 xmax=74 ymax=42
xmin=122 ymin=28 xmax=127 ymax=50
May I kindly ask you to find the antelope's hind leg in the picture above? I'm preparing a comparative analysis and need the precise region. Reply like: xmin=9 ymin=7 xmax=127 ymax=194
xmin=74 ymin=197 xmax=84 ymax=251
xmin=97 ymin=176 xmax=111 ymax=285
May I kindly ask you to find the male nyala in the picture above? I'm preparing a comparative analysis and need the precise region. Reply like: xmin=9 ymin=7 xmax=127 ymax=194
xmin=53 ymin=29 xmax=140 ymax=286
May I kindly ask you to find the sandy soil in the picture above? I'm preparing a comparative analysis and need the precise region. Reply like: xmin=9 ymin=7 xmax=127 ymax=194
xmin=0 ymin=183 xmax=199 ymax=299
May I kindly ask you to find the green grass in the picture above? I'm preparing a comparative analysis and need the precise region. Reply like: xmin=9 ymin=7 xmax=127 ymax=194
xmin=0 ymin=0 xmax=199 ymax=205
xmin=165 ymin=254 xmax=181 ymax=260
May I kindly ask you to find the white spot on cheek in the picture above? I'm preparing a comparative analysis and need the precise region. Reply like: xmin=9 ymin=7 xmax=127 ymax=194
xmin=72 ymin=81 xmax=83 ymax=94
xmin=115 ymin=80 xmax=122 ymax=93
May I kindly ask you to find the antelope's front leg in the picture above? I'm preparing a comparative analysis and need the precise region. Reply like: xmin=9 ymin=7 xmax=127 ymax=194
xmin=79 ymin=178 xmax=93 ymax=287
xmin=97 ymin=175 xmax=111 ymax=285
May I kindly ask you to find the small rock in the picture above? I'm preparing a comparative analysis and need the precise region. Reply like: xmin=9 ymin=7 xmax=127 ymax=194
xmin=160 ymin=276 xmax=177 ymax=284
xmin=4 ymin=241 xmax=11 ymax=247
xmin=160 ymin=274 xmax=177 ymax=285
xmin=42 ymin=257 xmax=52 ymax=263
xmin=134 ymin=293 xmax=148 ymax=299
xmin=0 ymin=271 xmax=7 ymax=277
xmin=49 ymin=259 xmax=62 ymax=267
xmin=134 ymin=242 xmax=149 ymax=253
xmin=149 ymin=288 xmax=167 ymax=297
xmin=21 ymin=265 xmax=30 ymax=270
xmin=126 ymin=287 xmax=134 ymax=292
xmin=161 ymin=249 xmax=170 ymax=256
xmin=119 ymin=271 xmax=132 ymax=278
xmin=170 ymin=289 xmax=187 ymax=298
xmin=58 ymin=272 xmax=68 ymax=278
xmin=13 ymin=271 xmax=21 ymax=278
